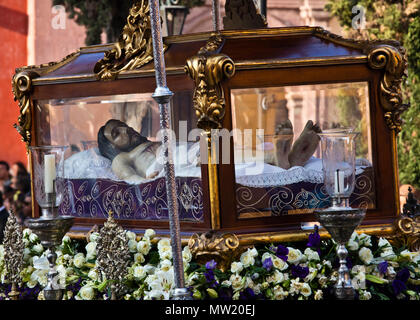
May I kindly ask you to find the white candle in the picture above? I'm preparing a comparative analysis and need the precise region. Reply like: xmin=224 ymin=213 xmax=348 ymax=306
xmin=44 ymin=154 xmax=56 ymax=194
xmin=334 ymin=169 xmax=345 ymax=195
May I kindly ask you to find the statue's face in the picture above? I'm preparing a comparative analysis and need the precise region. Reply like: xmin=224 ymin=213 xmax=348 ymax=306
xmin=104 ymin=120 xmax=144 ymax=150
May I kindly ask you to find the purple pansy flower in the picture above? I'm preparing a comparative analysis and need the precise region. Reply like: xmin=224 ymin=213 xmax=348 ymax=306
xmin=307 ymin=226 xmax=321 ymax=248
xmin=239 ymin=288 xmax=256 ymax=300
xmin=205 ymin=259 xmax=217 ymax=270
xmin=392 ymin=268 xmax=410 ymax=295
xmin=378 ymin=261 xmax=388 ymax=275
xmin=275 ymin=245 xmax=289 ymax=262
xmin=262 ymin=257 xmax=273 ymax=271
xmin=291 ymin=264 xmax=310 ymax=279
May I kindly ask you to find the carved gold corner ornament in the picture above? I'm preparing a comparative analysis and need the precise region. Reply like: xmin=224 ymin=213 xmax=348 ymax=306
xmin=188 ymin=231 xmax=241 ymax=272
xmin=388 ymin=216 xmax=420 ymax=252
xmin=367 ymin=45 xmax=409 ymax=133
xmin=185 ymin=33 xmax=235 ymax=130
xmin=313 ymin=27 xmax=408 ymax=133
xmin=12 ymin=71 xmax=40 ymax=151
xmin=94 ymin=0 xmax=166 ymax=81
xmin=185 ymin=34 xmax=235 ymax=230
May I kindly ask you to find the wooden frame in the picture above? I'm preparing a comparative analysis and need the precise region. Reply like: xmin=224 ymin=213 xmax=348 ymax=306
xmin=12 ymin=26 xmax=407 ymax=244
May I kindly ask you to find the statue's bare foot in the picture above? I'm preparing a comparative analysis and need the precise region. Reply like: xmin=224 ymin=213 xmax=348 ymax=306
xmin=273 ymin=119 xmax=294 ymax=169
xmin=288 ymin=120 xmax=321 ymax=167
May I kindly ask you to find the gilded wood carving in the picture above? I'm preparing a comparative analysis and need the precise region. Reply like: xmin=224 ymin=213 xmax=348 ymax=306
xmin=12 ymin=71 xmax=39 ymax=151
xmin=184 ymin=34 xmax=235 ymax=130
xmin=314 ymin=28 xmax=408 ymax=133
xmin=94 ymin=0 xmax=164 ymax=81
xmin=188 ymin=231 xmax=241 ymax=272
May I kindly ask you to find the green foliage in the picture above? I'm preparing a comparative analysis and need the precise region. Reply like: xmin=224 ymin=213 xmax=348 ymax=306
xmin=53 ymin=0 xmax=205 ymax=45
xmin=326 ymin=0 xmax=420 ymax=189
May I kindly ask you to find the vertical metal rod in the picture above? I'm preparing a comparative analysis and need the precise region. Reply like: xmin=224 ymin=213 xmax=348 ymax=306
xmin=148 ymin=0 xmax=187 ymax=297
xmin=212 ymin=0 xmax=220 ymax=32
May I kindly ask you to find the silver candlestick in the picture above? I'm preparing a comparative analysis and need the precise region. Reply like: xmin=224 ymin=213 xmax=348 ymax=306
xmin=314 ymin=207 xmax=365 ymax=299
xmin=315 ymin=128 xmax=366 ymax=300
xmin=27 ymin=145 xmax=74 ymax=300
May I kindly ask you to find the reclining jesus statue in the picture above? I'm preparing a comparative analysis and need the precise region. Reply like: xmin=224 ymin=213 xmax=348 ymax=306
xmin=97 ymin=119 xmax=322 ymax=184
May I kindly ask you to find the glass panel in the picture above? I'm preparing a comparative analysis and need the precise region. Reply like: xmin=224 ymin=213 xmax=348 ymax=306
xmin=36 ymin=91 xmax=203 ymax=222
xmin=231 ymin=82 xmax=375 ymax=219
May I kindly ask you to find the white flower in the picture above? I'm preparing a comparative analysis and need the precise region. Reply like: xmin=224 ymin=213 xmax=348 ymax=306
xmin=29 ymin=233 xmax=38 ymax=243
xmin=158 ymin=245 xmax=172 ymax=260
xmin=160 ymin=259 xmax=172 ymax=272
xmin=314 ymin=289 xmax=323 ymax=300
xmin=358 ymin=233 xmax=372 ymax=247
xmin=289 ymin=278 xmax=302 ymax=295
xmin=33 ymin=256 xmax=49 ymax=270
xmin=322 ymin=260 xmax=332 ymax=269
xmin=267 ymin=269 xmax=284 ymax=284
xmin=359 ymin=290 xmax=372 ymax=300
xmin=229 ymin=274 xmax=244 ymax=291
xmin=300 ymin=282 xmax=312 ymax=297
xmin=248 ymin=247 xmax=258 ymax=257
xmin=85 ymin=242 xmax=97 ymax=260
xmin=240 ymin=250 xmax=255 ymax=268
xmin=359 ymin=247 xmax=374 ymax=265
xmin=400 ymin=250 xmax=419 ymax=262
xmin=88 ymin=268 xmax=99 ymax=281
xmin=73 ymin=253 xmax=86 ymax=268
xmin=23 ymin=228 xmax=32 ymax=238
xmin=77 ymin=284 xmax=95 ymax=300
xmin=126 ymin=231 xmax=137 ymax=241
xmin=89 ymin=232 xmax=100 ymax=243
xmin=304 ymin=248 xmax=320 ymax=261
xmin=144 ymin=229 xmax=156 ymax=239
xmin=272 ymin=255 xmax=288 ymax=271
xmin=304 ymin=267 xmax=318 ymax=282
xmin=128 ymin=240 xmax=138 ymax=253
xmin=287 ymin=248 xmax=302 ymax=264
xmin=137 ymin=240 xmax=151 ymax=255
xmin=32 ymin=243 xmax=43 ymax=254
xmin=182 ymin=246 xmax=192 ymax=263
xmin=318 ymin=275 xmax=328 ymax=288
xmin=62 ymin=235 xmax=71 ymax=244
xmin=157 ymin=238 xmax=171 ymax=250
xmin=134 ymin=253 xmax=145 ymax=264
xmin=273 ymin=285 xmax=288 ymax=300
xmin=133 ymin=266 xmax=147 ymax=280
xmin=230 ymin=261 xmax=243 ymax=274
xmin=347 ymin=238 xmax=359 ymax=251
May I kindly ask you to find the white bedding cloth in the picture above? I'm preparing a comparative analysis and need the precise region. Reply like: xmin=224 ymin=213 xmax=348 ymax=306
xmin=64 ymin=147 xmax=371 ymax=187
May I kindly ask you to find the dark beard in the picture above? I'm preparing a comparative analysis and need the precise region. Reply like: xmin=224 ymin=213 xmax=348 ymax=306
xmin=121 ymin=132 xmax=149 ymax=152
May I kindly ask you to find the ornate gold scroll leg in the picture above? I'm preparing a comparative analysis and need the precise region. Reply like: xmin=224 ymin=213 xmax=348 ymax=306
xmin=185 ymin=34 xmax=235 ymax=232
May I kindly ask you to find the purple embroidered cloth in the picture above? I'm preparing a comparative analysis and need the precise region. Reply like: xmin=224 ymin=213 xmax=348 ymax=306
xmin=236 ymin=167 xmax=376 ymax=216
xmin=59 ymin=177 xmax=204 ymax=222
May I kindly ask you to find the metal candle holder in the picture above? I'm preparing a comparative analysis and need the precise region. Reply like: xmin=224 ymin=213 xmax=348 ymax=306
xmin=27 ymin=145 xmax=74 ymax=300
xmin=314 ymin=206 xmax=365 ymax=299
xmin=314 ymin=128 xmax=366 ymax=300
xmin=26 ymin=191 xmax=74 ymax=300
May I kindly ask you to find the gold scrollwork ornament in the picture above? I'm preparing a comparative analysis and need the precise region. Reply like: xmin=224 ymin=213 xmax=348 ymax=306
xmin=388 ymin=215 xmax=420 ymax=252
xmin=188 ymin=231 xmax=241 ymax=272
xmin=94 ymin=0 xmax=166 ymax=81
xmin=12 ymin=71 xmax=39 ymax=151
xmin=367 ymin=44 xmax=408 ymax=133
xmin=185 ymin=34 xmax=235 ymax=130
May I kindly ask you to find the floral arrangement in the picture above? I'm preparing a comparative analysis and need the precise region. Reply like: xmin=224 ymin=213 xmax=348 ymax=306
xmin=0 ymin=227 xmax=419 ymax=300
